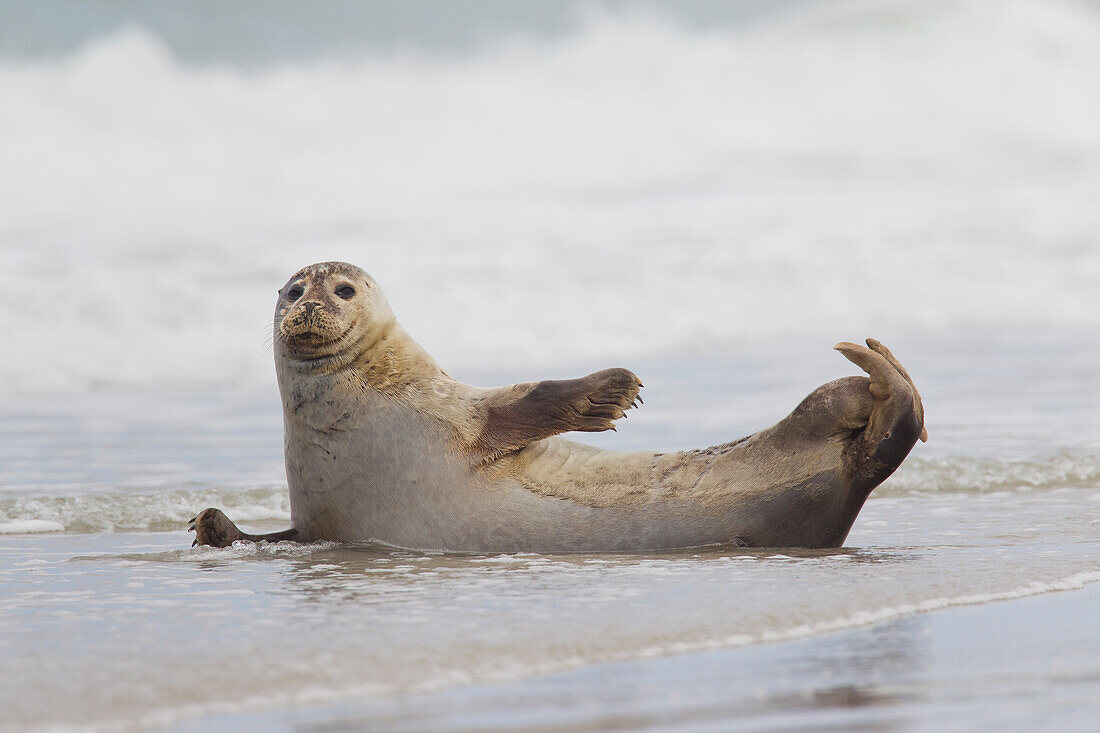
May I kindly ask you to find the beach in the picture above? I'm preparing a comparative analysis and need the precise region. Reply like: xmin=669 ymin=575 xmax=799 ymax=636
xmin=170 ymin=581 xmax=1100 ymax=732
xmin=1 ymin=0 xmax=1099 ymax=730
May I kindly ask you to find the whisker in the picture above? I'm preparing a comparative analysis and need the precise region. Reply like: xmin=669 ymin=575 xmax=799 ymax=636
xmin=261 ymin=317 xmax=285 ymax=356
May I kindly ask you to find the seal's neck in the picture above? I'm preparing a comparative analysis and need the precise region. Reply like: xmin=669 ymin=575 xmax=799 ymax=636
xmin=346 ymin=323 xmax=449 ymax=397
xmin=276 ymin=320 xmax=459 ymax=436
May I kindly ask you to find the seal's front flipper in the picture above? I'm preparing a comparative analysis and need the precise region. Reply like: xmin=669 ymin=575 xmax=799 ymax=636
xmin=834 ymin=339 xmax=926 ymax=492
xmin=188 ymin=508 xmax=299 ymax=548
xmin=475 ymin=368 xmax=643 ymax=458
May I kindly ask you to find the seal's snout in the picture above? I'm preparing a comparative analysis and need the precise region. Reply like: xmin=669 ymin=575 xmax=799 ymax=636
xmin=293 ymin=301 xmax=329 ymax=332
xmin=280 ymin=298 xmax=342 ymax=349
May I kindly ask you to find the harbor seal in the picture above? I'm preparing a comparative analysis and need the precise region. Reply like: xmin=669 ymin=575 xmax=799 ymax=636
xmin=190 ymin=261 xmax=926 ymax=552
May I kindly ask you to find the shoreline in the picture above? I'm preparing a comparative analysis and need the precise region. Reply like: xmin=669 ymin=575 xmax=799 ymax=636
xmin=165 ymin=579 xmax=1100 ymax=732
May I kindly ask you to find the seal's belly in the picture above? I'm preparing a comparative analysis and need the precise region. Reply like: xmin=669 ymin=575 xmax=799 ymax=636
xmin=285 ymin=424 xmax=850 ymax=551
xmin=284 ymin=392 xmax=480 ymax=545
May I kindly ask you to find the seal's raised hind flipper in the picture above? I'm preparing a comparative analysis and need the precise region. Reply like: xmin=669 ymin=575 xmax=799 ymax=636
xmin=865 ymin=338 xmax=927 ymax=442
xmin=473 ymin=368 xmax=642 ymax=459
xmin=834 ymin=339 xmax=926 ymax=493
xmin=188 ymin=508 xmax=298 ymax=548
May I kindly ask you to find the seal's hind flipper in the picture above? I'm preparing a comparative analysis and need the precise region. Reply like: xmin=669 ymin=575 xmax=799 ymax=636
xmin=833 ymin=339 xmax=926 ymax=493
xmin=475 ymin=368 xmax=643 ymax=458
xmin=865 ymin=338 xmax=927 ymax=442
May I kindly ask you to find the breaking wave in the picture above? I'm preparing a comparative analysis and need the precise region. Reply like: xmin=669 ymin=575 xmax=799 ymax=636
xmin=1 ymin=0 xmax=1099 ymax=392
xmin=880 ymin=454 xmax=1100 ymax=496
xmin=0 ymin=486 xmax=289 ymax=534
xmin=3 ymin=452 xmax=1098 ymax=533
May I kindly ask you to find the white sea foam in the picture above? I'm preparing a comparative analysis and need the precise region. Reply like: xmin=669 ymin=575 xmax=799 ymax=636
xmin=880 ymin=453 xmax=1100 ymax=496
xmin=0 ymin=453 xmax=1096 ymax=531
xmin=0 ymin=487 xmax=290 ymax=533
xmin=173 ymin=539 xmax=339 ymax=561
xmin=754 ymin=570 xmax=1100 ymax=643
xmin=0 ymin=519 xmax=65 ymax=534
xmin=1 ymin=0 xmax=1098 ymax=393
xmin=616 ymin=570 xmax=1100 ymax=660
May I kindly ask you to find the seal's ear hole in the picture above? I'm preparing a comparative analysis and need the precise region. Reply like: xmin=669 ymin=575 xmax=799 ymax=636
xmin=335 ymin=284 xmax=356 ymax=299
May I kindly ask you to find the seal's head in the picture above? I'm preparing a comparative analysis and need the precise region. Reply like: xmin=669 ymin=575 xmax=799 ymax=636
xmin=274 ymin=261 xmax=395 ymax=367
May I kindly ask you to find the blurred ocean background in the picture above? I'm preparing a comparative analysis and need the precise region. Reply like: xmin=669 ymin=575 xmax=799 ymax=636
xmin=1 ymin=1 xmax=1099 ymax=730
xmin=1 ymin=0 xmax=1098 ymax=390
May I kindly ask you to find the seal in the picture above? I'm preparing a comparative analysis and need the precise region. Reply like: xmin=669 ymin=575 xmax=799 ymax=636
xmin=190 ymin=261 xmax=926 ymax=552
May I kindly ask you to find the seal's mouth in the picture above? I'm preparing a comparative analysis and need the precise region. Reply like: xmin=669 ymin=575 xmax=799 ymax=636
xmin=285 ymin=330 xmax=331 ymax=345
xmin=279 ymin=322 xmax=357 ymax=359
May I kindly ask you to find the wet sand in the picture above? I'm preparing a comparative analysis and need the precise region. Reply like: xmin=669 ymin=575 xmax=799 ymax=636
xmin=170 ymin=580 xmax=1100 ymax=732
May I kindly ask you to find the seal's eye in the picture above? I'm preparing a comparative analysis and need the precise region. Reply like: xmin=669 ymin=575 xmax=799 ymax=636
xmin=286 ymin=287 xmax=303 ymax=301
xmin=335 ymin=285 xmax=356 ymax=299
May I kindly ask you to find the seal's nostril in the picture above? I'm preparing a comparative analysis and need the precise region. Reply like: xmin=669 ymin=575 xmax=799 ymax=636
xmin=303 ymin=301 xmax=319 ymax=316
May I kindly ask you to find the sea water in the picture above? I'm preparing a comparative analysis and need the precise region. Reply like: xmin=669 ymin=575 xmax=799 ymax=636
xmin=2 ymin=338 xmax=1099 ymax=731
xmin=1 ymin=0 xmax=1098 ymax=730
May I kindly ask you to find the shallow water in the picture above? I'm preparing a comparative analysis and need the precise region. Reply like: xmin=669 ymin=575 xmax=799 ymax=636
xmin=163 ymin=582 xmax=1100 ymax=732
xmin=2 ymin=336 xmax=1099 ymax=731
